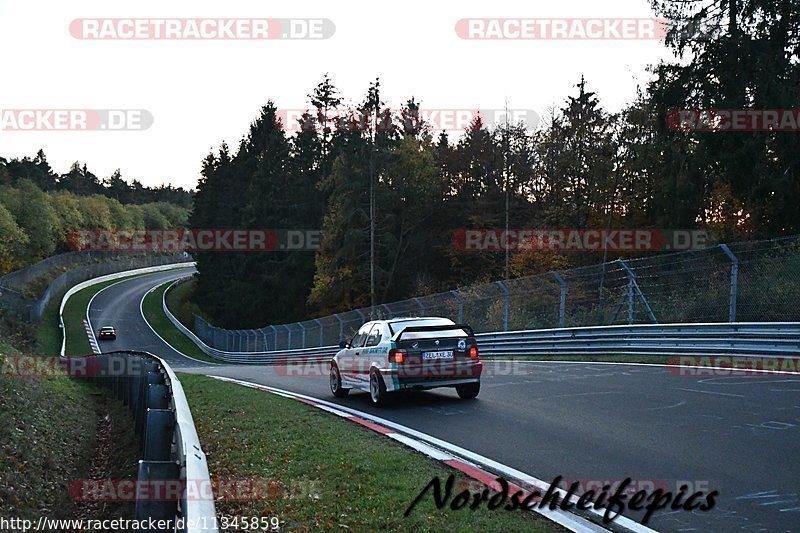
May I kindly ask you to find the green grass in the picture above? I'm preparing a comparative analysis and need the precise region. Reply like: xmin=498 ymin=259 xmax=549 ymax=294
xmin=36 ymin=288 xmax=67 ymax=355
xmin=142 ymin=282 xmax=218 ymax=363
xmin=181 ymin=374 xmax=560 ymax=532
xmin=0 ymin=338 xmax=138 ymax=522
xmin=164 ymin=277 xmax=203 ymax=330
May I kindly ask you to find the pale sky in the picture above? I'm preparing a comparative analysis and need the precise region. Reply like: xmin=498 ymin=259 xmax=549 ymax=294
xmin=0 ymin=0 xmax=675 ymax=191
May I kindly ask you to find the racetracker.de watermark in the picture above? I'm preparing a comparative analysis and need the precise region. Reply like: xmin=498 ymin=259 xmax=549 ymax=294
xmin=1 ymin=355 xmax=156 ymax=378
xmin=277 ymin=108 xmax=540 ymax=133
xmin=69 ymin=18 xmax=335 ymax=40
xmin=455 ymin=18 xmax=667 ymax=40
xmin=452 ymin=229 xmax=711 ymax=252
xmin=458 ymin=477 xmax=712 ymax=498
xmin=667 ymin=109 xmax=800 ymax=132
xmin=0 ymin=109 xmax=152 ymax=131
xmin=666 ymin=356 xmax=800 ymax=376
xmin=66 ymin=229 xmax=322 ymax=252
xmin=69 ymin=478 xmax=280 ymax=501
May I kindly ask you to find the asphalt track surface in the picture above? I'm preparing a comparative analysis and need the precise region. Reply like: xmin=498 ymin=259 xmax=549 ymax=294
xmin=88 ymin=269 xmax=800 ymax=532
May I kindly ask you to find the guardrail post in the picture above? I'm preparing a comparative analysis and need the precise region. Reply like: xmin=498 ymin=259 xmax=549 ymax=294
xmin=550 ymin=272 xmax=567 ymax=328
xmin=618 ymin=259 xmax=657 ymax=324
xmin=335 ymin=314 xmax=344 ymax=341
xmin=137 ymin=368 xmax=165 ymax=435
xmin=627 ymin=277 xmax=635 ymax=324
xmin=720 ymin=244 xmax=738 ymax=322
xmin=495 ymin=281 xmax=510 ymax=331
xmin=299 ymin=323 xmax=307 ymax=349
xmin=414 ymin=297 xmax=425 ymax=316
xmin=269 ymin=325 xmax=277 ymax=351
xmin=284 ymin=325 xmax=292 ymax=350
xmin=450 ymin=290 xmax=463 ymax=322
xmin=314 ymin=319 xmax=324 ymax=347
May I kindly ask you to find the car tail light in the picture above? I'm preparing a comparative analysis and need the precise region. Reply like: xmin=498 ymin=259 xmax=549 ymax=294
xmin=468 ymin=346 xmax=479 ymax=358
xmin=389 ymin=349 xmax=405 ymax=364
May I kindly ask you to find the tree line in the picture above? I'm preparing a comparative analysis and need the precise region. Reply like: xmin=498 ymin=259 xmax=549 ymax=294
xmin=0 ymin=153 xmax=191 ymax=273
xmin=190 ymin=0 xmax=800 ymax=328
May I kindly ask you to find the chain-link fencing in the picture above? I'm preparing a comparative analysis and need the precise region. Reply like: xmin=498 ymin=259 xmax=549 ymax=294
xmin=192 ymin=236 xmax=800 ymax=352
xmin=0 ymin=251 xmax=192 ymax=322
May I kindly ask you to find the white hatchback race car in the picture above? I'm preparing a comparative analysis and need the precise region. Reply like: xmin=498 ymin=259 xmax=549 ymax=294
xmin=329 ymin=317 xmax=483 ymax=406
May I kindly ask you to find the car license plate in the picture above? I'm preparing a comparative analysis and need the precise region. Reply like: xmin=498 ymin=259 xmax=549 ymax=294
xmin=422 ymin=350 xmax=453 ymax=360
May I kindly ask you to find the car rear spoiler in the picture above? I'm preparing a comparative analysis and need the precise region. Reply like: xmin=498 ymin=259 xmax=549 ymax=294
xmin=393 ymin=324 xmax=474 ymax=341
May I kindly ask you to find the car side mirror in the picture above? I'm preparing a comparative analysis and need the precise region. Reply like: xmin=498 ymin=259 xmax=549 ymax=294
xmin=338 ymin=340 xmax=349 ymax=349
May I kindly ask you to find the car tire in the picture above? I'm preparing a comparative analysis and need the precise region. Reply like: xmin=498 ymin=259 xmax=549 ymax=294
xmin=369 ymin=370 xmax=388 ymax=406
xmin=330 ymin=364 xmax=350 ymax=398
xmin=456 ymin=381 xmax=480 ymax=399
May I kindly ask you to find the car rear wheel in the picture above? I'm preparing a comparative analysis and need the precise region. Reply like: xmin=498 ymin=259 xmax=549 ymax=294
xmin=456 ymin=381 xmax=480 ymax=399
xmin=369 ymin=370 xmax=388 ymax=406
xmin=330 ymin=365 xmax=349 ymax=398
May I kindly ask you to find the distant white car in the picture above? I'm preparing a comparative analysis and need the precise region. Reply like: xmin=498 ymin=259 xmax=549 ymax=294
xmin=330 ymin=317 xmax=483 ymax=406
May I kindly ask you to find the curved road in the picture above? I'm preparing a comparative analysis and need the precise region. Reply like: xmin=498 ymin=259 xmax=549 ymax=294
xmin=88 ymin=269 xmax=800 ymax=532
xmin=87 ymin=267 xmax=210 ymax=370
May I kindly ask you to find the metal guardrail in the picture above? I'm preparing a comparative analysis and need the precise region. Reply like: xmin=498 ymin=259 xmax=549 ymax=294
xmin=163 ymin=277 xmax=800 ymax=364
xmin=162 ymin=279 xmax=333 ymax=364
xmin=66 ymin=351 xmax=217 ymax=533
xmin=474 ymin=322 xmax=800 ymax=357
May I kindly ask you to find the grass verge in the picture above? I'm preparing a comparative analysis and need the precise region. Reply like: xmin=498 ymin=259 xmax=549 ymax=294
xmin=36 ymin=288 xmax=67 ymax=355
xmin=164 ymin=277 xmax=204 ymax=331
xmin=181 ymin=374 xmax=559 ymax=532
xmin=0 ymin=337 xmax=139 ymax=522
xmin=142 ymin=281 xmax=218 ymax=363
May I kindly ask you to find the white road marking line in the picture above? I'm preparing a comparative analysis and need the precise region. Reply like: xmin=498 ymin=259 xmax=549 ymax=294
xmin=760 ymin=500 xmax=800 ymax=506
xmin=737 ymin=490 xmax=782 ymax=500
xmin=315 ymin=404 xmax=353 ymax=417
xmin=677 ymin=388 xmax=745 ymax=398
xmin=387 ymin=433 xmax=455 ymax=461
xmin=533 ymin=391 xmax=620 ymax=401
xmin=136 ymin=279 xmax=220 ymax=366
xmin=646 ymin=401 xmax=686 ymax=410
